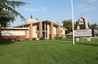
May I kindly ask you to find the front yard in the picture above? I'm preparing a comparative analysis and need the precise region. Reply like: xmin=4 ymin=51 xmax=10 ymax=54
xmin=0 ymin=39 xmax=98 ymax=64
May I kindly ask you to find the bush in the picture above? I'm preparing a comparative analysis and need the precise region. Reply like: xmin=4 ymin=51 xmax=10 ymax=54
xmin=40 ymin=37 xmax=44 ymax=40
xmin=55 ymin=37 xmax=63 ymax=40
xmin=21 ymin=38 xmax=28 ymax=41
xmin=32 ymin=38 xmax=36 ymax=40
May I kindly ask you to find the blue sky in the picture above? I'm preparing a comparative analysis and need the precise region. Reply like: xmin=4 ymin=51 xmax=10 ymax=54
xmin=11 ymin=0 xmax=98 ymax=26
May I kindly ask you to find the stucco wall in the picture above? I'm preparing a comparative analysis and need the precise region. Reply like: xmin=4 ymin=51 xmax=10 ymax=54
xmin=59 ymin=27 xmax=66 ymax=38
xmin=53 ymin=26 xmax=57 ymax=37
xmin=32 ymin=25 xmax=37 ymax=38
xmin=47 ymin=24 xmax=50 ymax=39
xmin=60 ymin=27 xmax=65 ymax=34
xmin=53 ymin=26 xmax=57 ymax=34
xmin=0 ymin=29 xmax=28 ymax=41
xmin=26 ymin=30 xmax=30 ymax=38
xmin=1 ymin=30 xmax=26 ymax=36
xmin=27 ymin=18 xmax=38 ymax=23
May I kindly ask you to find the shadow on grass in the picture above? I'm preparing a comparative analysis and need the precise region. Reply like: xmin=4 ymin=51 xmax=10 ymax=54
xmin=0 ymin=41 xmax=14 ymax=45
xmin=65 ymin=39 xmax=73 ymax=41
xmin=77 ymin=43 xmax=98 ymax=47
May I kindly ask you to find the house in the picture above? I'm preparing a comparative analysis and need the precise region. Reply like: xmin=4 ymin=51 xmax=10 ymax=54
xmin=92 ymin=29 xmax=98 ymax=37
xmin=67 ymin=32 xmax=73 ymax=38
xmin=0 ymin=17 xmax=67 ymax=41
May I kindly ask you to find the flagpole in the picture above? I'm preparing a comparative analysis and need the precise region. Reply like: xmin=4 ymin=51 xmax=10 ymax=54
xmin=71 ymin=0 xmax=75 ymax=45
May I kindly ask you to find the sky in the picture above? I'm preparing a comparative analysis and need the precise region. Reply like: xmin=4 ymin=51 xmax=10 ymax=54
xmin=11 ymin=0 xmax=98 ymax=26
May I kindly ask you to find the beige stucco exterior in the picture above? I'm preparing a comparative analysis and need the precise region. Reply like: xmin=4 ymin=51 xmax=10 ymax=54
xmin=47 ymin=24 xmax=50 ymax=39
xmin=53 ymin=26 xmax=57 ymax=34
xmin=27 ymin=18 xmax=38 ymax=24
xmin=32 ymin=25 xmax=37 ymax=38
xmin=53 ymin=26 xmax=57 ymax=38
xmin=60 ymin=27 xmax=66 ymax=35
xmin=26 ymin=30 xmax=30 ymax=38
xmin=18 ymin=20 xmax=66 ymax=40
xmin=0 ymin=19 xmax=67 ymax=41
xmin=1 ymin=30 xmax=26 ymax=36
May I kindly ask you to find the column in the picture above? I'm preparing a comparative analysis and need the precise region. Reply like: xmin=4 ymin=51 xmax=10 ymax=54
xmin=77 ymin=25 xmax=80 ymax=30
xmin=25 ymin=30 xmax=28 ymax=38
xmin=57 ymin=26 xmax=60 ymax=37
xmin=87 ymin=37 xmax=91 ymax=41
xmin=76 ymin=25 xmax=80 ymax=41
xmin=29 ymin=24 xmax=33 ymax=40
xmin=39 ymin=22 xmax=43 ymax=38
xmin=76 ymin=37 xmax=80 ymax=41
xmin=50 ymin=23 xmax=54 ymax=39
xmin=44 ymin=23 xmax=47 ymax=39
xmin=85 ymin=20 xmax=91 ymax=41
xmin=85 ymin=19 xmax=89 ymax=29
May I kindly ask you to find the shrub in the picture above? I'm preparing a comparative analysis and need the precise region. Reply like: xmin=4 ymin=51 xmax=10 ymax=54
xmin=40 ymin=37 xmax=44 ymax=40
xmin=21 ymin=38 xmax=27 ymax=41
xmin=55 ymin=36 xmax=63 ymax=40
xmin=32 ymin=38 xmax=36 ymax=40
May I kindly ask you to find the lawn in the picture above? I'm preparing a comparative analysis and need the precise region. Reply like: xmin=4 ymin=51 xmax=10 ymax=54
xmin=0 ymin=39 xmax=98 ymax=64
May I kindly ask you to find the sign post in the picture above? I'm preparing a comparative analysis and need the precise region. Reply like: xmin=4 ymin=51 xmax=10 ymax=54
xmin=71 ymin=0 xmax=75 ymax=45
xmin=75 ymin=17 xmax=92 ymax=41
xmin=74 ymin=29 xmax=92 ymax=37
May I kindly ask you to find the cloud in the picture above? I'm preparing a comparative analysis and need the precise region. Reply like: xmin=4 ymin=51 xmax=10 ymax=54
xmin=87 ymin=0 xmax=97 ymax=3
xmin=24 ymin=7 xmax=48 ymax=12
xmin=77 ymin=4 xmax=97 ymax=12
xmin=24 ymin=8 xmax=40 ymax=12
xmin=83 ymin=7 xmax=97 ymax=11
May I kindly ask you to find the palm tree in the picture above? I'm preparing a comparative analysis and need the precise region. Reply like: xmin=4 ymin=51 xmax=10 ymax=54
xmin=0 ymin=0 xmax=25 ymax=27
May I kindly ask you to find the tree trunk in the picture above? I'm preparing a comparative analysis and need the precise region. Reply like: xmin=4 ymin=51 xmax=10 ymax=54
xmin=0 ymin=25 xmax=1 ymax=37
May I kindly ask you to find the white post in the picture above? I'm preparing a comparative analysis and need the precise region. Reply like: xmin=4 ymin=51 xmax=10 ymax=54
xmin=44 ymin=23 xmax=47 ymax=39
xmin=71 ymin=0 xmax=75 ymax=45
xmin=44 ymin=23 xmax=46 ymax=39
xmin=45 ymin=23 xmax=47 ymax=39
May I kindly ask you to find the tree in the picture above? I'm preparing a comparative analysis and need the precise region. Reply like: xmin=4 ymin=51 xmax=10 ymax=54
xmin=90 ymin=23 xmax=98 ymax=29
xmin=62 ymin=19 xmax=72 ymax=34
xmin=90 ymin=23 xmax=98 ymax=36
xmin=0 ymin=0 xmax=25 ymax=27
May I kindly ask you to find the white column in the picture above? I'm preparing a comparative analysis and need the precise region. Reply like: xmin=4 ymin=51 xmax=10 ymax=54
xmin=71 ymin=0 xmax=75 ymax=44
xmin=44 ymin=23 xmax=46 ymax=39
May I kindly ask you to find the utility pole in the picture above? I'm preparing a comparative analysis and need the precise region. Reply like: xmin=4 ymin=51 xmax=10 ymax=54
xmin=71 ymin=0 xmax=75 ymax=45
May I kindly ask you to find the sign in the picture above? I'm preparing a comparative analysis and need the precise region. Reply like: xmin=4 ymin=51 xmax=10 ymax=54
xmin=79 ymin=18 xmax=84 ymax=25
xmin=74 ymin=29 xmax=92 ymax=37
xmin=1 ymin=31 xmax=25 ymax=36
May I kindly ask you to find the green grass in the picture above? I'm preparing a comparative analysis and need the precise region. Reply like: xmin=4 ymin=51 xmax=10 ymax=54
xmin=0 ymin=39 xmax=98 ymax=64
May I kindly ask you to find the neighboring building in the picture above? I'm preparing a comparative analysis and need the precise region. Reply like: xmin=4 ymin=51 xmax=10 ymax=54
xmin=93 ymin=29 xmax=98 ymax=37
xmin=0 ymin=28 xmax=29 ymax=41
xmin=67 ymin=32 xmax=73 ymax=38
xmin=0 ymin=17 xmax=67 ymax=41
